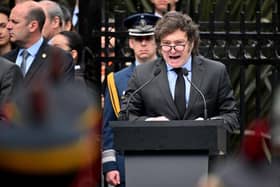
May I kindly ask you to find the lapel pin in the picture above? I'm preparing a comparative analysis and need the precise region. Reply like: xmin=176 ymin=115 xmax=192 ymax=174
xmin=42 ymin=53 xmax=47 ymax=58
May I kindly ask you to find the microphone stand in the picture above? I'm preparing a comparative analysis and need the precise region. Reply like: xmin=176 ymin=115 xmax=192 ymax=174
xmin=183 ymin=68 xmax=208 ymax=120
xmin=120 ymin=68 xmax=161 ymax=120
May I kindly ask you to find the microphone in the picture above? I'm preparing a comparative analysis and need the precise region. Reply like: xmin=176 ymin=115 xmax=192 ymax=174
xmin=119 ymin=68 xmax=161 ymax=120
xmin=183 ymin=68 xmax=208 ymax=120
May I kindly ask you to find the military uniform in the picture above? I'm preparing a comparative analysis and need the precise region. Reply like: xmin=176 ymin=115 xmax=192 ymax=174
xmin=102 ymin=13 xmax=160 ymax=187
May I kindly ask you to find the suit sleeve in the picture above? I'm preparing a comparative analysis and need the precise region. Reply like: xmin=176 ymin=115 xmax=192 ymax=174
xmin=0 ymin=65 xmax=23 ymax=105
xmin=102 ymin=85 xmax=119 ymax=174
xmin=119 ymin=69 xmax=149 ymax=121
xmin=217 ymin=66 xmax=240 ymax=131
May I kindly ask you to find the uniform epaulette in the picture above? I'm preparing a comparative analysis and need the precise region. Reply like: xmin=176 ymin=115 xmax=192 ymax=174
xmin=107 ymin=72 xmax=120 ymax=117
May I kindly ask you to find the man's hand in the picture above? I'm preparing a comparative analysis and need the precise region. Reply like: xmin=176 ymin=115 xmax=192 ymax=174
xmin=106 ymin=170 xmax=120 ymax=186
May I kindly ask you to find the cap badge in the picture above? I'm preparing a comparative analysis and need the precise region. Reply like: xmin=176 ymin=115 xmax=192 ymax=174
xmin=139 ymin=18 xmax=147 ymax=28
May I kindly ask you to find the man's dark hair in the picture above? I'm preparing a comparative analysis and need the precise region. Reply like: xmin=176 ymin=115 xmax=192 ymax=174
xmin=154 ymin=11 xmax=200 ymax=55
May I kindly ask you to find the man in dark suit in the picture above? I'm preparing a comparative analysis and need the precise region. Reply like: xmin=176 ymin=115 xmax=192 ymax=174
xmin=0 ymin=56 xmax=22 ymax=106
xmin=4 ymin=1 xmax=74 ymax=89
xmin=119 ymin=11 xmax=239 ymax=132
xmin=102 ymin=13 xmax=160 ymax=187
xmin=150 ymin=0 xmax=178 ymax=17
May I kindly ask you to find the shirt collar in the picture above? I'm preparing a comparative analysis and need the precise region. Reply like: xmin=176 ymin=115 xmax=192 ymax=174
xmin=135 ymin=60 xmax=140 ymax=66
xmin=154 ymin=11 xmax=163 ymax=18
xmin=19 ymin=37 xmax=44 ymax=57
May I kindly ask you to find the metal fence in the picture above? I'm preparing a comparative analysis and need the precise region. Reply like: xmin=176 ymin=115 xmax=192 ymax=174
xmin=194 ymin=2 xmax=280 ymax=135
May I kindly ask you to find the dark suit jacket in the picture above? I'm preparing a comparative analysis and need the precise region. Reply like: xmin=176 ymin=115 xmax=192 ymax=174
xmin=4 ymin=40 xmax=74 ymax=89
xmin=120 ymin=55 xmax=239 ymax=131
xmin=0 ymin=57 xmax=23 ymax=106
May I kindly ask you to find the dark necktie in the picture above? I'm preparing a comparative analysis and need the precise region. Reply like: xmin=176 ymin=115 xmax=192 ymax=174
xmin=20 ymin=50 xmax=29 ymax=75
xmin=173 ymin=68 xmax=186 ymax=119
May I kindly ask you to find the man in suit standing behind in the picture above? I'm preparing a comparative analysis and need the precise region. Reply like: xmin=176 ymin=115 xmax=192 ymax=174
xmin=38 ymin=0 xmax=64 ymax=41
xmin=119 ymin=11 xmax=239 ymax=132
xmin=150 ymin=0 xmax=178 ymax=17
xmin=4 ymin=1 xmax=74 ymax=88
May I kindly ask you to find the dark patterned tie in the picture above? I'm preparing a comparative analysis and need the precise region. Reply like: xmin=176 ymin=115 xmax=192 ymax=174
xmin=173 ymin=68 xmax=186 ymax=119
xmin=20 ymin=50 xmax=29 ymax=76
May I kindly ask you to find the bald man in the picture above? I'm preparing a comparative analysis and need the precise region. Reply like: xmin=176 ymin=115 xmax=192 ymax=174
xmin=4 ymin=1 xmax=74 ymax=88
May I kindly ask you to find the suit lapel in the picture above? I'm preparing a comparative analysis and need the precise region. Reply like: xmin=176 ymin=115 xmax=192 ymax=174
xmin=24 ymin=41 xmax=49 ymax=84
xmin=156 ymin=59 xmax=180 ymax=118
xmin=184 ymin=56 xmax=205 ymax=117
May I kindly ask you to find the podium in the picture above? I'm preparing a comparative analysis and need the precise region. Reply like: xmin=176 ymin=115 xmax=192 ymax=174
xmin=110 ymin=120 xmax=227 ymax=187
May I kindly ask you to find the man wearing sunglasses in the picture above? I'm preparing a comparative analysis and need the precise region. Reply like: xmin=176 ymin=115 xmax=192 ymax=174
xmin=119 ymin=11 xmax=239 ymax=132
xmin=102 ymin=13 xmax=160 ymax=187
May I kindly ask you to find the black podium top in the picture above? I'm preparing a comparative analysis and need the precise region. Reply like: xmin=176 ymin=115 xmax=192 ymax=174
xmin=110 ymin=120 xmax=227 ymax=155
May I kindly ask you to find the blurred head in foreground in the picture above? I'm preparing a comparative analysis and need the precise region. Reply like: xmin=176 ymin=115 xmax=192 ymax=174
xmin=0 ymin=83 xmax=101 ymax=187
